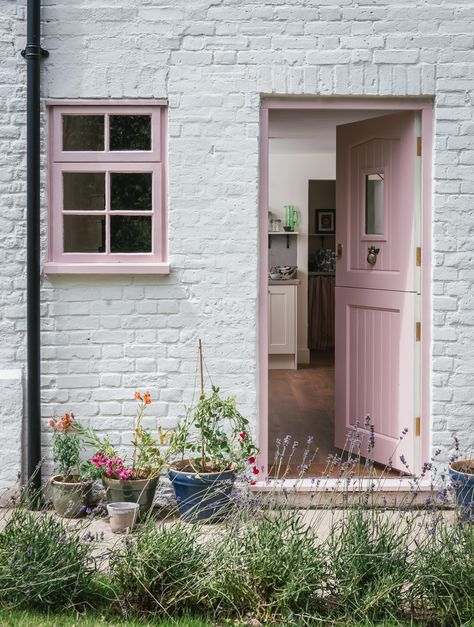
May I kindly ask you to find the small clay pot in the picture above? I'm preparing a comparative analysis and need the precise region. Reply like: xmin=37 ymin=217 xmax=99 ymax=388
xmin=51 ymin=475 xmax=93 ymax=519
xmin=107 ymin=502 xmax=139 ymax=533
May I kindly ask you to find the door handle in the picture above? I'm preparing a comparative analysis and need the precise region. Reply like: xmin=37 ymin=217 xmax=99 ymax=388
xmin=367 ymin=246 xmax=380 ymax=266
xmin=337 ymin=243 xmax=343 ymax=258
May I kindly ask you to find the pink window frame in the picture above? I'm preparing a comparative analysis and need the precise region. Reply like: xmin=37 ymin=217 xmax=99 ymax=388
xmin=45 ymin=100 xmax=169 ymax=274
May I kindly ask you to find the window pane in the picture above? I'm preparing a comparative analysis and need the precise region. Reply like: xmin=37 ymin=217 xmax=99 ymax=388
xmin=63 ymin=116 xmax=104 ymax=151
xmin=63 ymin=173 xmax=105 ymax=211
xmin=64 ymin=215 xmax=105 ymax=253
xmin=111 ymin=216 xmax=152 ymax=253
xmin=109 ymin=115 xmax=151 ymax=151
xmin=365 ymin=173 xmax=384 ymax=235
xmin=110 ymin=173 xmax=152 ymax=211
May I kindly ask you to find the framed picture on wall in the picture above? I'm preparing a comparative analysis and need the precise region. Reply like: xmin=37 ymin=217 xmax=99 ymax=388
xmin=315 ymin=209 xmax=335 ymax=234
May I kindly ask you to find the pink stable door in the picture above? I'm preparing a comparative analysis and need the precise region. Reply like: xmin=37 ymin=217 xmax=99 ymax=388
xmin=335 ymin=112 xmax=418 ymax=472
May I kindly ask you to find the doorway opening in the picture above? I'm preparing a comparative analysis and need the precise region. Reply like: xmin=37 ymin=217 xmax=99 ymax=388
xmin=260 ymin=98 xmax=432 ymax=482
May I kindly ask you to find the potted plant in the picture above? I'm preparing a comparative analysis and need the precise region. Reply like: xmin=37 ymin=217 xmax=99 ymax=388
xmin=49 ymin=412 xmax=93 ymax=518
xmin=168 ymin=342 xmax=259 ymax=523
xmin=449 ymin=457 xmax=474 ymax=522
xmin=87 ymin=392 xmax=168 ymax=516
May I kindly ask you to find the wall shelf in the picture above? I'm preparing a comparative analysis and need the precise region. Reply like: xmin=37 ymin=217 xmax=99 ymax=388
xmin=268 ymin=231 xmax=299 ymax=248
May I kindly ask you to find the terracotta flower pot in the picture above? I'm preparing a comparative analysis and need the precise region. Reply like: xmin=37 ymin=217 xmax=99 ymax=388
xmin=51 ymin=475 xmax=93 ymax=519
xmin=168 ymin=462 xmax=236 ymax=523
xmin=102 ymin=476 xmax=158 ymax=517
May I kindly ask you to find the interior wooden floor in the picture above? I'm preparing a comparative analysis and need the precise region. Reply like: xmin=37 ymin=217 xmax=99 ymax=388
xmin=268 ymin=351 xmax=396 ymax=478
xmin=269 ymin=350 xmax=335 ymax=462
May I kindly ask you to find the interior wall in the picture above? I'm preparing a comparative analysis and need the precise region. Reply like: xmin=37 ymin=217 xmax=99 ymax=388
xmin=268 ymin=151 xmax=336 ymax=363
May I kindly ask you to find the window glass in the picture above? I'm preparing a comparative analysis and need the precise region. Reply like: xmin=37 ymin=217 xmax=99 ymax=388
xmin=110 ymin=173 xmax=152 ymax=211
xmin=365 ymin=173 xmax=384 ymax=235
xmin=63 ymin=173 xmax=105 ymax=211
xmin=109 ymin=115 xmax=151 ymax=151
xmin=63 ymin=215 xmax=105 ymax=252
xmin=110 ymin=216 xmax=152 ymax=253
xmin=63 ymin=115 xmax=104 ymax=151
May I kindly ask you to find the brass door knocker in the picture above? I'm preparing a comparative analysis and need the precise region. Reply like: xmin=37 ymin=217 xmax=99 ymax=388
xmin=367 ymin=246 xmax=380 ymax=266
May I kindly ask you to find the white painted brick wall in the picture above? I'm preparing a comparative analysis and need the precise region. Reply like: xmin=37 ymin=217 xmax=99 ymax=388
xmin=1 ymin=0 xmax=474 ymax=484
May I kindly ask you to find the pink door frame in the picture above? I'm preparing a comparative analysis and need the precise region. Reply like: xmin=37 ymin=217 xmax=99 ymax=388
xmin=258 ymin=97 xmax=433 ymax=477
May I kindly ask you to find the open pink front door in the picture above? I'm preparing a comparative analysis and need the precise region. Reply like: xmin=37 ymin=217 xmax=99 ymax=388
xmin=335 ymin=112 xmax=418 ymax=472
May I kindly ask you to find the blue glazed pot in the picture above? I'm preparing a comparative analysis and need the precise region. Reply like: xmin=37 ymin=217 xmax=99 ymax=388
xmin=449 ymin=460 xmax=474 ymax=522
xmin=168 ymin=464 xmax=236 ymax=523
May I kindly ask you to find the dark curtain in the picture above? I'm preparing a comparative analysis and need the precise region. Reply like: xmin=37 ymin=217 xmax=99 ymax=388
xmin=309 ymin=275 xmax=335 ymax=350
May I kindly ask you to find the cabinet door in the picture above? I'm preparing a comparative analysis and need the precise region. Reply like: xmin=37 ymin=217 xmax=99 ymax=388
xmin=268 ymin=285 xmax=296 ymax=354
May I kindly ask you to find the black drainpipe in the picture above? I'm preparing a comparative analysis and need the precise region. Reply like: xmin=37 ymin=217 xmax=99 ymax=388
xmin=21 ymin=0 xmax=48 ymax=495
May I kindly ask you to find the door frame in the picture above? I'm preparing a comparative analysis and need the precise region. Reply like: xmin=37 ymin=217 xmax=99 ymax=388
xmin=258 ymin=96 xmax=433 ymax=478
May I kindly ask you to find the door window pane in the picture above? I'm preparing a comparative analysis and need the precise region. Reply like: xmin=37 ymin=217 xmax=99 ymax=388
xmin=365 ymin=173 xmax=384 ymax=235
xmin=110 ymin=216 xmax=152 ymax=253
xmin=63 ymin=173 xmax=105 ymax=211
xmin=109 ymin=115 xmax=151 ymax=151
xmin=110 ymin=173 xmax=152 ymax=211
xmin=64 ymin=215 xmax=105 ymax=252
xmin=63 ymin=116 xmax=104 ymax=151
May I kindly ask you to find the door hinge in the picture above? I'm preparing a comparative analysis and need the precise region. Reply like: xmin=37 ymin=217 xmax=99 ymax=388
xmin=416 ymin=247 xmax=421 ymax=267
xmin=415 ymin=416 xmax=421 ymax=437
xmin=416 ymin=136 xmax=422 ymax=157
xmin=416 ymin=322 xmax=421 ymax=342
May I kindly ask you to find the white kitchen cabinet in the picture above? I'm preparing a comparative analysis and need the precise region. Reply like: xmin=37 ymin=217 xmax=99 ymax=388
xmin=268 ymin=283 xmax=298 ymax=369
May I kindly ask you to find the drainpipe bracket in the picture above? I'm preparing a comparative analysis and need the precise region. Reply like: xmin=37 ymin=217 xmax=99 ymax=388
xmin=21 ymin=46 xmax=49 ymax=58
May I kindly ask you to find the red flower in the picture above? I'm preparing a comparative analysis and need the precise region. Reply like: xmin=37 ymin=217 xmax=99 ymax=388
xmin=248 ymin=456 xmax=256 ymax=464
xmin=239 ymin=432 xmax=247 ymax=440
xmin=248 ymin=479 xmax=257 ymax=486
xmin=135 ymin=392 xmax=142 ymax=401
xmin=252 ymin=466 xmax=260 ymax=475
xmin=144 ymin=392 xmax=151 ymax=405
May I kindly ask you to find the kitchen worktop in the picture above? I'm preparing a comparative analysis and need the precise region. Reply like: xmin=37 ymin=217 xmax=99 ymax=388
xmin=268 ymin=279 xmax=301 ymax=285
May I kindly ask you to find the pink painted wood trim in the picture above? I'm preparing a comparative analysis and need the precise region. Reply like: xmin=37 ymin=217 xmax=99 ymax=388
xmin=258 ymin=106 xmax=269 ymax=477
xmin=421 ymin=108 xmax=433 ymax=468
xmin=161 ymin=105 xmax=169 ymax=263
xmin=258 ymin=97 xmax=433 ymax=480
xmin=52 ymin=106 xmax=162 ymax=163
xmin=45 ymin=98 xmax=168 ymax=107
xmin=44 ymin=262 xmax=170 ymax=275
xmin=262 ymin=96 xmax=433 ymax=110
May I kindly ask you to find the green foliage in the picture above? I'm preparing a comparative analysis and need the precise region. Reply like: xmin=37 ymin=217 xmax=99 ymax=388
xmin=408 ymin=520 xmax=474 ymax=625
xmin=109 ymin=521 xmax=208 ymax=615
xmin=0 ymin=607 xmax=214 ymax=626
xmin=170 ymin=386 xmax=258 ymax=473
xmin=327 ymin=509 xmax=413 ymax=623
xmin=50 ymin=414 xmax=83 ymax=479
xmin=207 ymin=510 xmax=327 ymax=622
xmin=0 ymin=509 xmax=98 ymax=610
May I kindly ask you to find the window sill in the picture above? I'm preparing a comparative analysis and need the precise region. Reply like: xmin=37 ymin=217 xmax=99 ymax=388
xmin=44 ymin=262 xmax=171 ymax=275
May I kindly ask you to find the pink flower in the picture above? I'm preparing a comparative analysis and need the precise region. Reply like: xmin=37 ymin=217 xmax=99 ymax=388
xmin=48 ymin=418 xmax=55 ymax=428
xmin=56 ymin=421 xmax=64 ymax=431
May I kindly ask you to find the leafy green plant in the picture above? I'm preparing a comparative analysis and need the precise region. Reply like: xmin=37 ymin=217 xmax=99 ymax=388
xmin=327 ymin=509 xmax=413 ymax=623
xmin=109 ymin=521 xmax=208 ymax=615
xmin=86 ymin=392 xmax=169 ymax=480
xmin=0 ymin=509 xmax=98 ymax=610
xmin=207 ymin=509 xmax=327 ymax=622
xmin=49 ymin=413 xmax=83 ymax=480
xmin=408 ymin=520 xmax=474 ymax=625
xmin=170 ymin=385 xmax=258 ymax=474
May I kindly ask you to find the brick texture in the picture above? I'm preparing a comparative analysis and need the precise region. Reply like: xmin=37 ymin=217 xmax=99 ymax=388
xmin=1 ymin=0 xmax=474 ymax=483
